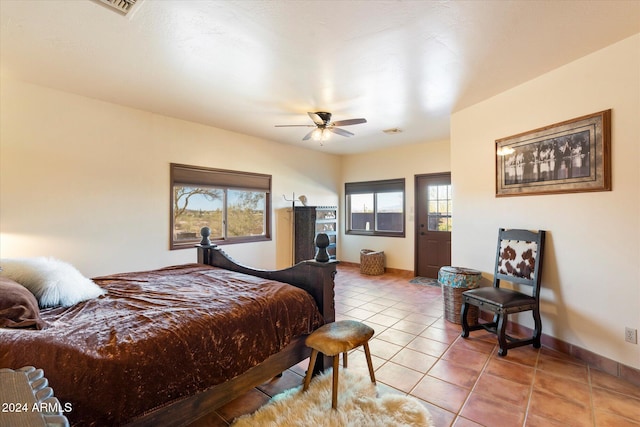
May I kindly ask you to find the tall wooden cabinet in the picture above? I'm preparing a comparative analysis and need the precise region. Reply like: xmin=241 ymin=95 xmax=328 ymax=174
xmin=294 ymin=206 xmax=337 ymax=263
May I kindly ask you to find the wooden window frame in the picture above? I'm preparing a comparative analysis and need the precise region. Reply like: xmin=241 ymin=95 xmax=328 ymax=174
xmin=170 ymin=163 xmax=272 ymax=250
xmin=345 ymin=178 xmax=405 ymax=237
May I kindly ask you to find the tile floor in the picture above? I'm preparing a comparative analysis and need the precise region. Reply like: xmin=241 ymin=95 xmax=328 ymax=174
xmin=191 ymin=265 xmax=640 ymax=426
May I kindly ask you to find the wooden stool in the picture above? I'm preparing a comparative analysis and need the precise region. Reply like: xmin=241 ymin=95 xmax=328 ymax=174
xmin=303 ymin=320 xmax=376 ymax=409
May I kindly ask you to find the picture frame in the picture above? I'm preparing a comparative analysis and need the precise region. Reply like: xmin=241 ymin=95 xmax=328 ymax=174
xmin=495 ymin=109 xmax=611 ymax=197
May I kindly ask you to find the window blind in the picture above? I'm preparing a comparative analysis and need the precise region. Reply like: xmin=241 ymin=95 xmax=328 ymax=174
xmin=345 ymin=178 xmax=405 ymax=194
xmin=171 ymin=163 xmax=271 ymax=192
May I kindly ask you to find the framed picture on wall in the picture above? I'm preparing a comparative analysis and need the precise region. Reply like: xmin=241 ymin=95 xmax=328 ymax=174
xmin=495 ymin=109 xmax=611 ymax=197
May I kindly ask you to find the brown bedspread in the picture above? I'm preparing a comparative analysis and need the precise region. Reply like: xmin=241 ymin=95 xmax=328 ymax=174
xmin=0 ymin=264 xmax=324 ymax=426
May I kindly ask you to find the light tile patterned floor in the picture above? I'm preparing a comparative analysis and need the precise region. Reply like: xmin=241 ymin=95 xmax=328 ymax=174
xmin=190 ymin=265 xmax=640 ymax=426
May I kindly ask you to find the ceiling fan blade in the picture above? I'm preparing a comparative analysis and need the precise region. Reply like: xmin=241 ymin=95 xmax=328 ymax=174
xmin=274 ymin=125 xmax=315 ymax=127
xmin=331 ymin=118 xmax=367 ymax=126
xmin=302 ymin=130 xmax=315 ymax=141
xmin=329 ymin=127 xmax=354 ymax=137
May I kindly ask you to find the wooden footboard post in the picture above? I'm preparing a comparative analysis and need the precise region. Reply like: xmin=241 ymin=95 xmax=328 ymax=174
xmin=197 ymin=229 xmax=338 ymax=373
xmin=299 ymin=258 xmax=338 ymax=375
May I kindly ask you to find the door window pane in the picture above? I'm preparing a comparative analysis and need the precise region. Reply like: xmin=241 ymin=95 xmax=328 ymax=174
xmin=429 ymin=186 xmax=438 ymax=199
xmin=427 ymin=184 xmax=452 ymax=232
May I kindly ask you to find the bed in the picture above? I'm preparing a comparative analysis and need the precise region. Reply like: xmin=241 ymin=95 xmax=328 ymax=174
xmin=0 ymin=235 xmax=337 ymax=426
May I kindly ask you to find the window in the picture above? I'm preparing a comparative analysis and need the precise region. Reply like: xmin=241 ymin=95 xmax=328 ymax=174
xmin=170 ymin=163 xmax=271 ymax=249
xmin=345 ymin=178 xmax=405 ymax=237
xmin=427 ymin=184 xmax=452 ymax=232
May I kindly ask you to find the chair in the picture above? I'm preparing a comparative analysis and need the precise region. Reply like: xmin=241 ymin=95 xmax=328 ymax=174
xmin=460 ymin=228 xmax=546 ymax=356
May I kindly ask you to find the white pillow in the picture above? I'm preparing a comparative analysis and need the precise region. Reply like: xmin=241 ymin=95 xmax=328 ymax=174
xmin=0 ymin=257 xmax=106 ymax=308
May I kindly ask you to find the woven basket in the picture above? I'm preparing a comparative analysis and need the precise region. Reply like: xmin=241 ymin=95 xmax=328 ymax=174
xmin=442 ymin=286 xmax=478 ymax=325
xmin=438 ymin=266 xmax=481 ymax=325
xmin=360 ymin=249 xmax=385 ymax=275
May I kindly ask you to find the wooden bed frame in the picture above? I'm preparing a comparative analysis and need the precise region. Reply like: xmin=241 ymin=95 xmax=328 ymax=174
xmin=127 ymin=234 xmax=337 ymax=426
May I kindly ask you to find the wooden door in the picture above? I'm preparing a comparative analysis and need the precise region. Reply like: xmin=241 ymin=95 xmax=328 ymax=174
xmin=415 ymin=173 xmax=452 ymax=278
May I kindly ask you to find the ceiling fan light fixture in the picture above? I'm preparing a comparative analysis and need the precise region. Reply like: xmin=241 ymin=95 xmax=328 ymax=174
xmin=312 ymin=128 xmax=330 ymax=141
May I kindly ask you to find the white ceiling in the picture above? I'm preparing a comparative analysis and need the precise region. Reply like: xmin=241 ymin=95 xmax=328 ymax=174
xmin=1 ymin=1 xmax=639 ymax=155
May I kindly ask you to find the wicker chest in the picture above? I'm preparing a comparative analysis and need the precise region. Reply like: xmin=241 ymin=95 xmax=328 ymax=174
xmin=0 ymin=367 xmax=70 ymax=427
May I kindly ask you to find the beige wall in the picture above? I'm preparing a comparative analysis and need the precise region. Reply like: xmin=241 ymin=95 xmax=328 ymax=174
xmin=451 ymin=34 xmax=640 ymax=369
xmin=339 ymin=140 xmax=451 ymax=270
xmin=0 ymin=79 xmax=341 ymax=276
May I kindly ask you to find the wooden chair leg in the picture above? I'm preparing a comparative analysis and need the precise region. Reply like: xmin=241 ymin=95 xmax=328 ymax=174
xmin=303 ymin=349 xmax=318 ymax=392
xmin=460 ymin=301 xmax=470 ymax=337
xmin=532 ymin=307 xmax=542 ymax=348
xmin=363 ymin=342 xmax=376 ymax=384
xmin=332 ymin=355 xmax=339 ymax=409
xmin=497 ymin=313 xmax=509 ymax=357
xmin=343 ymin=351 xmax=348 ymax=368
xmin=492 ymin=313 xmax=500 ymax=324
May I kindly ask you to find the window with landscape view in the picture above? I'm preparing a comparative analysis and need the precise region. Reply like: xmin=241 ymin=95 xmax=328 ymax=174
xmin=170 ymin=163 xmax=271 ymax=249
xmin=345 ymin=178 xmax=405 ymax=237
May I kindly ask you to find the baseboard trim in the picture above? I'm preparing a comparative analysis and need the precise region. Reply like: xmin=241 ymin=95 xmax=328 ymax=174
xmin=339 ymin=262 xmax=414 ymax=278
xmin=478 ymin=312 xmax=640 ymax=388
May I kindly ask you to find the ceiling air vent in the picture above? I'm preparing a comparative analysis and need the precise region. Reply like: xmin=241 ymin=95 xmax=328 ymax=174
xmin=383 ymin=128 xmax=403 ymax=135
xmin=94 ymin=0 xmax=139 ymax=16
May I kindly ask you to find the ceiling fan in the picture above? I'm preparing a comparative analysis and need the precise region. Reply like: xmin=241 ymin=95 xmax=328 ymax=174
xmin=275 ymin=112 xmax=367 ymax=141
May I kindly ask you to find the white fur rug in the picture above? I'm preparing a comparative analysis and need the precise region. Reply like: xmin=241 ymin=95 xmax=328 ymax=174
xmin=232 ymin=368 xmax=433 ymax=427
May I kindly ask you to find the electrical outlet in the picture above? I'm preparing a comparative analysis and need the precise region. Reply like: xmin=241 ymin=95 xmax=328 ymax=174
xmin=625 ymin=327 xmax=638 ymax=344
